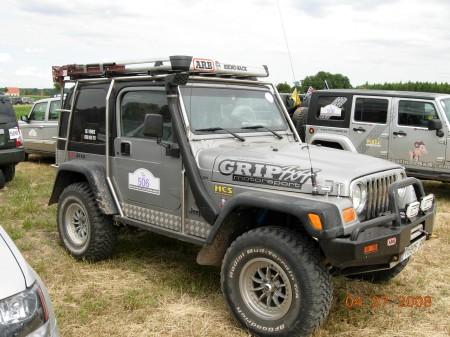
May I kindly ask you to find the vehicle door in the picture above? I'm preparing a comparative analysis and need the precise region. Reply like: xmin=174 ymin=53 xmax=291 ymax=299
xmin=23 ymin=101 xmax=48 ymax=152
xmin=349 ymin=95 xmax=392 ymax=159
xmin=439 ymin=98 xmax=450 ymax=168
xmin=112 ymin=87 xmax=182 ymax=229
xmin=389 ymin=98 xmax=446 ymax=176
xmin=42 ymin=100 xmax=61 ymax=153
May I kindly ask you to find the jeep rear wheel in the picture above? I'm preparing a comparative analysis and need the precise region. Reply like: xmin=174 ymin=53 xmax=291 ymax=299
xmin=57 ymin=182 xmax=116 ymax=261
xmin=221 ymin=227 xmax=332 ymax=337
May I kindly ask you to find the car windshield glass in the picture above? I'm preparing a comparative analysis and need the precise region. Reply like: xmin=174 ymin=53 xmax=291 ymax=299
xmin=0 ymin=97 xmax=16 ymax=123
xmin=440 ymin=98 xmax=450 ymax=122
xmin=180 ymin=87 xmax=288 ymax=134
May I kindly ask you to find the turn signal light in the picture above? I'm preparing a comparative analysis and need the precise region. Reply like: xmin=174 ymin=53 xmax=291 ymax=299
xmin=342 ymin=208 xmax=357 ymax=223
xmin=308 ymin=213 xmax=323 ymax=231
xmin=364 ymin=243 xmax=378 ymax=254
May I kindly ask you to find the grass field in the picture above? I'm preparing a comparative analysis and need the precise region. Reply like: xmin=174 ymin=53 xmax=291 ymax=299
xmin=0 ymin=160 xmax=449 ymax=337
xmin=13 ymin=104 xmax=32 ymax=118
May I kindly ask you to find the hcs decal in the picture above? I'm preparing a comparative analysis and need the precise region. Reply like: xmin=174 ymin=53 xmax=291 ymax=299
xmin=218 ymin=160 xmax=319 ymax=190
xmin=128 ymin=168 xmax=160 ymax=195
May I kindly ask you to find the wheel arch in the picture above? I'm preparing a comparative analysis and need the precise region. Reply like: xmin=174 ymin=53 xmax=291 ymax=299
xmin=309 ymin=134 xmax=356 ymax=152
xmin=197 ymin=191 xmax=342 ymax=266
xmin=48 ymin=160 xmax=118 ymax=215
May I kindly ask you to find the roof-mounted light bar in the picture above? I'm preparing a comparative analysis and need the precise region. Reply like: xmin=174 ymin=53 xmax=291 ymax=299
xmin=52 ymin=55 xmax=269 ymax=84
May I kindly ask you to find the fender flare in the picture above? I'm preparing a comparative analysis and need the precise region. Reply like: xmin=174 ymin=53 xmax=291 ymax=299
xmin=48 ymin=160 xmax=118 ymax=215
xmin=309 ymin=134 xmax=357 ymax=152
xmin=206 ymin=191 xmax=344 ymax=243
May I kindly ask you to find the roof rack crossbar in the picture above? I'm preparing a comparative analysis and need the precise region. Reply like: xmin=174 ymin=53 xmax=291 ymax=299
xmin=52 ymin=55 xmax=269 ymax=84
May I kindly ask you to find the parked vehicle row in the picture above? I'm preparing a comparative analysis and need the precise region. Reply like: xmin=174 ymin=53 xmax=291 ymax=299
xmin=9 ymin=96 xmax=35 ymax=105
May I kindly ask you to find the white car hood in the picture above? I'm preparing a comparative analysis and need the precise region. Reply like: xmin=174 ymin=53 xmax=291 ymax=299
xmin=0 ymin=227 xmax=34 ymax=299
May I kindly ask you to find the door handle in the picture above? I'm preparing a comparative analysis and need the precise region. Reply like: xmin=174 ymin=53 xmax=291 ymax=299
xmin=353 ymin=127 xmax=366 ymax=133
xmin=393 ymin=131 xmax=407 ymax=136
xmin=120 ymin=142 xmax=131 ymax=156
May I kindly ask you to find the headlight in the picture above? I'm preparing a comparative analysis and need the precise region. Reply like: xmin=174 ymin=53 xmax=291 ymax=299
xmin=351 ymin=182 xmax=367 ymax=214
xmin=0 ymin=283 xmax=49 ymax=337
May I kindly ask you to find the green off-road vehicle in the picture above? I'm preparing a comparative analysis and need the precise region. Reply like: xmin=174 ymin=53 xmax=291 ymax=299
xmin=49 ymin=56 xmax=435 ymax=337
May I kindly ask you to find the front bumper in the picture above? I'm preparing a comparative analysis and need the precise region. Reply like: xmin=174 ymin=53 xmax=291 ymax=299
xmin=0 ymin=147 xmax=25 ymax=165
xmin=320 ymin=177 xmax=435 ymax=273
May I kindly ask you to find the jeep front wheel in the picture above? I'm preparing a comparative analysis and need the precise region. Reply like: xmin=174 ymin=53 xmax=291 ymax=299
xmin=221 ymin=227 xmax=332 ymax=337
xmin=57 ymin=182 xmax=117 ymax=261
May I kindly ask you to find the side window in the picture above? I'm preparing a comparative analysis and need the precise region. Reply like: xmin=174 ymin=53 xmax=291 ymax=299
xmin=49 ymin=100 xmax=61 ymax=120
xmin=398 ymin=100 xmax=438 ymax=128
xmin=70 ymin=88 xmax=106 ymax=143
xmin=120 ymin=90 xmax=171 ymax=141
xmin=29 ymin=102 xmax=47 ymax=121
xmin=315 ymin=96 xmax=347 ymax=121
xmin=354 ymin=98 xmax=389 ymax=124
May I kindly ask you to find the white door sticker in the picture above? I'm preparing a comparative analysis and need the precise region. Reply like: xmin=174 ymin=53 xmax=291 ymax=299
xmin=128 ymin=168 xmax=160 ymax=195
xmin=29 ymin=129 xmax=37 ymax=137
xmin=9 ymin=127 xmax=20 ymax=140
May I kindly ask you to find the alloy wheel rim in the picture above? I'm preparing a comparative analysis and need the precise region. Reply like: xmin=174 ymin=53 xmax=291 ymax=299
xmin=239 ymin=257 xmax=293 ymax=320
xmin=64 ymin=202 xmax=89 ymax=246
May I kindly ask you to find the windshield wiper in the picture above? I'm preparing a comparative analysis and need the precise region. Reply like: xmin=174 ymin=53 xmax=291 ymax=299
xmin=241 ymin=125 xmax=283 ymax=139
xmin=195 ymin=127 xmax=245 ymax=142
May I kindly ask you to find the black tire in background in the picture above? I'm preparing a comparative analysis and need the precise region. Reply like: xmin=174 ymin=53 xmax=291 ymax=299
xmin=292 ymin=107 xmax=308 ymax=141
xmin=0 ymin=170 xmax=5 ymax=189
xmin=1 ymin=164 xmax=15 ymax=182
xmin=347 ymin=258 xmax=410 ymax=283
xmin=221 ymin=227 xmax=332 ymax=337
xmin=57 ymin=182 xmax=117 ymax=261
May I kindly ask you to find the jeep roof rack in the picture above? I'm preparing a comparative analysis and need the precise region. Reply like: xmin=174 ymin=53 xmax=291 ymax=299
xmin=52 ymin=55 xmax=269 ymax=84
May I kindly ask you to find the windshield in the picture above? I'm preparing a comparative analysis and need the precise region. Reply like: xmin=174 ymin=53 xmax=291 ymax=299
xmin=440 ymin=98 xmax=450 ymax=122
xmin=180 ymin=86 xmax=288 ymax=134
xmin=0 ymin=96 xmax=16 ymax=124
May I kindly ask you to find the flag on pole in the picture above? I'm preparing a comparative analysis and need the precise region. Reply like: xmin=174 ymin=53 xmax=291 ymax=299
xmin=291 ymin=88 xmax=301 ymax=106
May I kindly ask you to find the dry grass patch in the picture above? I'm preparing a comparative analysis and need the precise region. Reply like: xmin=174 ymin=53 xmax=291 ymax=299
xmin=0 ymin=160 xmax=448 ymax=337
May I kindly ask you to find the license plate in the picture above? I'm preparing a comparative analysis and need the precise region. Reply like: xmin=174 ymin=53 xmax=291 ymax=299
xmin=400 ymin=236 xmax=426 ymax=262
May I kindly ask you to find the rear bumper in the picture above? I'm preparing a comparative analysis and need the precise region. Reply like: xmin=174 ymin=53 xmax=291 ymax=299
xmin=320 ymin=177 xmax=435 ymax=273
xmin=0 ymin=147 xmax=24 ymax=165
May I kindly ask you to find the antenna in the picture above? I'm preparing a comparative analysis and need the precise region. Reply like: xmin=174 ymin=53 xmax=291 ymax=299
xmin=276 ymin=0 xmax=319 ymax=194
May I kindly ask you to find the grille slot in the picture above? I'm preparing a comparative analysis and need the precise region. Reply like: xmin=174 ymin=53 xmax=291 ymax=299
xmin=364 ymin=173 xmax=399 ymax=220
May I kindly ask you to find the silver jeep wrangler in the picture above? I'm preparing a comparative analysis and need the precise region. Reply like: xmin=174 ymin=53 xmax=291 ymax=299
xmin=49 ymin=57 xmax=435 ymax=337
xmin=302 ymin=89 xmax=450 ymax=182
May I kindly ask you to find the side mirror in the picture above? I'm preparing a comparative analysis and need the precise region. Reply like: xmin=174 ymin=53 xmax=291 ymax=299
xmin=143 ymin=114 xmax=163 ymax=141
xmin=427 ymin=119 xmax=442 ymax=131
xmin=428 ymin=119 xmax=444 ymax=137
xmin=20 ymin=115 xmax=29 ymax=123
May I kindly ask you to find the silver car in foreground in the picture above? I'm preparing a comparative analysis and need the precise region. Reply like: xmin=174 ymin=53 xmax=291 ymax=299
xmin=19 ymin=98 xmax=60 ymax=158
xmin=0 ymin=226 xmax=59 ymax=337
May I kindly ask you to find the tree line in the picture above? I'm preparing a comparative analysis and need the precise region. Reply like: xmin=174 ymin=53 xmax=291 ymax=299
xmin=6 ymin=76 xmax=450 ymax=97
xmin=276 ymin=72 xmax=450 ymax=95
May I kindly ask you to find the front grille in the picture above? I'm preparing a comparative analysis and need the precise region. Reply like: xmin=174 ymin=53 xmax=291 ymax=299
xmin=362 ymin=171 xmax=401 ymax=220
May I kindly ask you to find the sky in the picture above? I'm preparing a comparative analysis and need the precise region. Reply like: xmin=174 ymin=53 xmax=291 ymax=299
xmin=1 ymin=0 xmax=449 ymax=88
